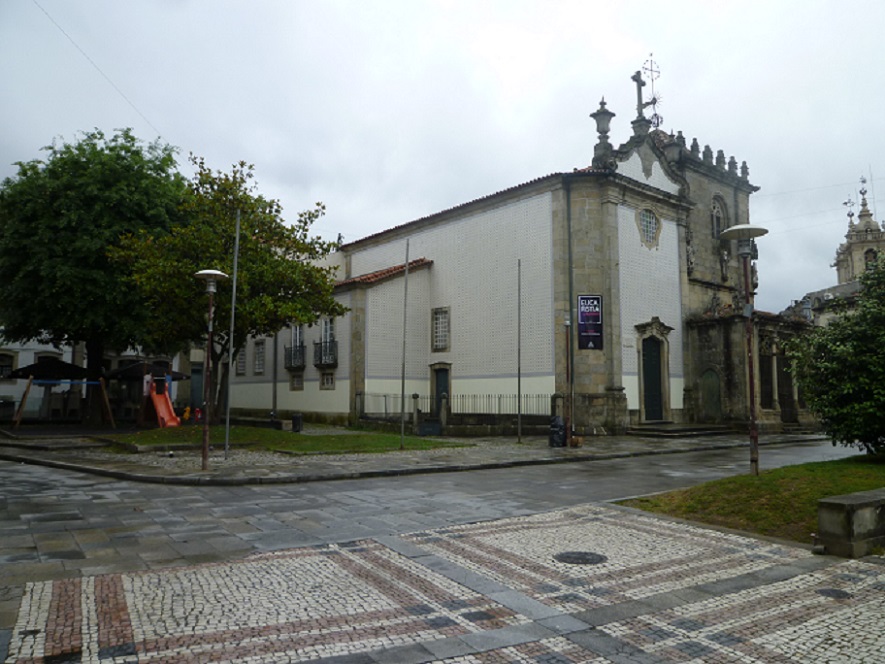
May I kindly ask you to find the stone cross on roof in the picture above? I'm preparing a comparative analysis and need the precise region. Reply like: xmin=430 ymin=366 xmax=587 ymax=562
xmin=631 ymin=70 xmax=646 ymax=119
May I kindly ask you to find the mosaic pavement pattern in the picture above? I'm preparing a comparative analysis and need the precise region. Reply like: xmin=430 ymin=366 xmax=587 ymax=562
xmin=6 ymin=504 xmax=885 ymax=663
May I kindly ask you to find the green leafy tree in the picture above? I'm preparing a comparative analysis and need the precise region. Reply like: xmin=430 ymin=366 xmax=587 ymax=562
xmin=111 ymin=157 xmax=346 ymax=421
xmin=0 ymin=129 xmax=186 ymax=417
xmin=788 ymin=258 xmax=885 ymax=454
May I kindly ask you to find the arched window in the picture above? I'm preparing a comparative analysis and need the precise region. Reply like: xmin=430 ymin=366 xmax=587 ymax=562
xmin=864 ymin=248 xmax=878 ymax=270
xmin=711 ymin=198 xmax=726 ymax=238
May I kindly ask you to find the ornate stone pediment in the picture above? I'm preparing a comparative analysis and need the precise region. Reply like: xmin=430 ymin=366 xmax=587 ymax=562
xmin=635 ymin=316 xmax=674 ymax=338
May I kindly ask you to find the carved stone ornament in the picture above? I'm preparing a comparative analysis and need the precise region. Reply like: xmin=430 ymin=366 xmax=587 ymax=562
xmin=685 ymin=227 xmax=695 ymax=275
xmin=719 ymin=246 xmax=730 ymax=282
xmin=759 ymin=334 xmax=774 ymax=355
xmin=635 ymin=316 xmax=674 ymax=338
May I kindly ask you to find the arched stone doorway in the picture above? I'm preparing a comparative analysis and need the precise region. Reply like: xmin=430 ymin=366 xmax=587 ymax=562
xmin=636 ymin=317 xmax=673 ymax=422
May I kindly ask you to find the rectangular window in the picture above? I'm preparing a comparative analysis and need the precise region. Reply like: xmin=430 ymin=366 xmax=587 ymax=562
xmin=0 ymin=353 xmax=13 ymax=379
xmin=322 ymin=318 xmax=335 ymax=343
xmin=320 ymin=371 xmax=335 ymax=390
xmin=235 ymin=348 xmax=246 ymax=375
xmin=291 ymin=324 xmax=303 ymax=347
xmin=289 ymin=372 xmax=304 ymax=391
xmin=254 ymin=339 xmax=265 ymax=375
xmin=432 ymin=308 xmax=450 ymax=352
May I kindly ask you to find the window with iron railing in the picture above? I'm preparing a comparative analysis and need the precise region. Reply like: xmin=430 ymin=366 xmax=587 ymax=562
xmin=314 ymin=318 xmax=337 ymax=367
xmin=284 ymin=344 xmax=306 ymax=370
xmin=313 ymin=340 xmax=338 ymax=368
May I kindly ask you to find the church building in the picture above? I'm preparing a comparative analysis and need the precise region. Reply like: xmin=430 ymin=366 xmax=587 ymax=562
xmin=230 ymin=70 xmax=807 ymax=434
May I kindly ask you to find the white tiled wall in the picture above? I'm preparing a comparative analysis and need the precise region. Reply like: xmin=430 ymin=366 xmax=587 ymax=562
xmin=617 ymin=204 xmax=684 ymax=409
xmin=356 ymin=193 xmax=555 ymax=395
xmin=617 ymin=152 xmax=681 ymax=195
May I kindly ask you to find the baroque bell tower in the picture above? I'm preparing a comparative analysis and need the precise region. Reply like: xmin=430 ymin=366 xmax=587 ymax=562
xmin=834 ymin=179 xmax=885 ymax=283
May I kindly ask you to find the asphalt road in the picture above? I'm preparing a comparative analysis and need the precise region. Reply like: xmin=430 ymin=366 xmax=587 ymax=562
xmin=0 ymin=439 xmax=860 ymax=559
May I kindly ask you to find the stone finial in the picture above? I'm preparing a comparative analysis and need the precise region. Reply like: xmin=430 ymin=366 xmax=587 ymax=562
xmin=702 ymin=145 xmax=713 ymax=163
xmin=590 ymin=98 xmax=617 ymax=169
xmin=715 ymin=150 xmax=726 ymax=169
xmin=856 ymin=194 xmax=878 ymax=231
xmin=590 ymin=97 xmax=615 ymax=142
xmin=728 ymin=156 xmax=738 ymax=174
xmin=740 ymin=161 xmax=749 ymax=180
xmin=676 ymin=131 xmax=686 ymax=147
xmin=690 ymin=138 xmax=700 ymax=157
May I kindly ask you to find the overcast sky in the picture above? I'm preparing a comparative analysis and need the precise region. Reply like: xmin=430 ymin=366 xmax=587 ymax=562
xmin=2 ymin=0 xmax=883 ymax=313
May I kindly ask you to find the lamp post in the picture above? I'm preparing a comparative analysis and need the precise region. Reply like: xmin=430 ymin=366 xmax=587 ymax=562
xmin=195 ymin=269 xmax=229 ymax=471
xmin=719 ymin=224 xmax=768 ymax=476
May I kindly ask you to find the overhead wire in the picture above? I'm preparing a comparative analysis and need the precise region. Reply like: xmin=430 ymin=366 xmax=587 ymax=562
xmin=31 ymin=0 xmax=163 ymax=138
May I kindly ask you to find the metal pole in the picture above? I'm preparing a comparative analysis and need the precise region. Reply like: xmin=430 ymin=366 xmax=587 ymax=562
xmin=400 ymin=240 xmax=410 ymax=450
xmin=565 ymin=319 xmax=571 ymax=446
xmin=517 ymin=258 xmax=522 ymax=442
xmin=202 ymin=287 xmax=214 ymax=471
xmin=224 ymin=210 xmax=240 ymax=460
xmin=272 ymin=331 xmax=278 ymax=420
xmin=743 ymin=251 xmax=759 ymax=476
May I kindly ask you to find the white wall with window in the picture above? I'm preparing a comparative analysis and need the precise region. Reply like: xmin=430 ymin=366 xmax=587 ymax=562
xmin=354 ymin=192 xmax=556 ymax=402
xmin=228 ymin=294 xmax=352 ymax=416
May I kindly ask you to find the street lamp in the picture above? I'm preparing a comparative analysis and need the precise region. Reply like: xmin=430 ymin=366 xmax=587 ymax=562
xmin=195 ymin=269 xmax=229 ymax=471
xmin=719 ymin=224 xmax=768 ymax=476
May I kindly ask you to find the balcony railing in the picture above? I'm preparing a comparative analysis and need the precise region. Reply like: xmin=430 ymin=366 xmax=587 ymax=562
xmin=313 ymin=340 xmax=338 ymax=368
xmin=284 ymin=344 xmax=306 ymax=371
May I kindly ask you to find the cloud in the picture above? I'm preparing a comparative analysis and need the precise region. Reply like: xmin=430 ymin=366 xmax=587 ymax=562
xmin=2 ymin=0 xmax=883 ymax=314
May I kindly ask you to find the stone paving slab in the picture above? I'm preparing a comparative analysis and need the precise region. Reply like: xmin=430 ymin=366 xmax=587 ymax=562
xmin=5 ymin=504 xmax=884 ymax=663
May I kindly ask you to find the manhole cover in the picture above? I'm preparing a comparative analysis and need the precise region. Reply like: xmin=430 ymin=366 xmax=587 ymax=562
xmin=554 ymin=551 xmax=607 ymax=565
xmin=816 ymin=588 xmax=852 ymax=600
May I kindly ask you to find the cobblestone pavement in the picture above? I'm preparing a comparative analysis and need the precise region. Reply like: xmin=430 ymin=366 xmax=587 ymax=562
xmin=4 ymin=503 xmax=884 ymax=663
xmin=1 ymin=430 xmax=881 ymax=662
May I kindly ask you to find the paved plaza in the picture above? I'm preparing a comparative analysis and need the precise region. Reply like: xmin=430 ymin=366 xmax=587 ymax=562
xmin=1 ymin=432 xmax=883 ymax=662
xmin=5 ymin=504 xmax=885 ymax=663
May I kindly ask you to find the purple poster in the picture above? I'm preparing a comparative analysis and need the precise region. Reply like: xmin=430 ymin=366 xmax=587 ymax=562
xmin=577 ymin=295 xmax=603 ymax=350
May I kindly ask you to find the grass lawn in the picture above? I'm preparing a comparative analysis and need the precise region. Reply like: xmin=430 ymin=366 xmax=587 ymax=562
xmin=619 ymin=454 xmax=885 ymax=544
xmin=102 ymin=424 xmax=469 ymax=455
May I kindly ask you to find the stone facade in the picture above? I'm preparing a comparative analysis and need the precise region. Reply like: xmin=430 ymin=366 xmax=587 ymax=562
xmin=231 ymin=71 xmax=805 ymax=434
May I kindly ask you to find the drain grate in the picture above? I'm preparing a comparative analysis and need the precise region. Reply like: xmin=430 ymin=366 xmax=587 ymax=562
xmin=554 ymin=551 xmax=608 ymax=565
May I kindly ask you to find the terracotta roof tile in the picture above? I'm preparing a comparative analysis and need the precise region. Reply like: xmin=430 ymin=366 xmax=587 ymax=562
xmin=336 ymin=257 xmax=432 ymax=288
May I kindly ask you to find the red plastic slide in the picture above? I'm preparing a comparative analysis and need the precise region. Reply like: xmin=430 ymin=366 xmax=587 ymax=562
xmin=150 ymin=389 xmax=181 ymax=427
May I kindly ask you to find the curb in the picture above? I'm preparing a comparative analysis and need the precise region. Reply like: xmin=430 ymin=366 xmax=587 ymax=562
xmin=0 ymin=436 xmax=830 ymax=486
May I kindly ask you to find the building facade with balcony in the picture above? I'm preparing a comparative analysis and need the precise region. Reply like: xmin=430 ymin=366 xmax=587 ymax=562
xmin=230 ymin=72 xmax=807 ymax=433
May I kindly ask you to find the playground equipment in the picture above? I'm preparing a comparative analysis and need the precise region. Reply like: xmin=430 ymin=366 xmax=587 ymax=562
xmin=147 ymin=375 xmax=181 ymax=428
xmin=13 ymin=377 xmax=115 ymax=429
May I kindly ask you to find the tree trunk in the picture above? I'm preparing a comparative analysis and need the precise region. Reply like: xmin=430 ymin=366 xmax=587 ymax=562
xmin=84 ymin=338 xmax=105 ymax=425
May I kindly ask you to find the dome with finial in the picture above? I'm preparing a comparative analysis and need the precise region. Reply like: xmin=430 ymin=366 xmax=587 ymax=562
xmin=855 ymin=189 xmax=878 ymax=232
